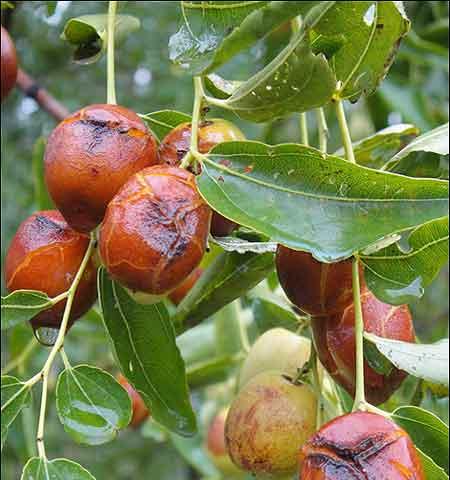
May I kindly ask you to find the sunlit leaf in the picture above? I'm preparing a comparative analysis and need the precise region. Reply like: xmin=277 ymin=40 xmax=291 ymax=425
xmin=211 ymin=236 xmax=277 ymax=254
xmin=21 ymin=457 xmax=96 ymax=480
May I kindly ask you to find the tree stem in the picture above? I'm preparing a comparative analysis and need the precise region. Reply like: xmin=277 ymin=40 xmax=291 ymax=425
xmin=315 ymin=108 xmax=329 ymax=153
xmin=107 ymin=1 xmax=118 ymax=105
xmin=300 ymin=112 xmax=309 ymax=146
xmin=335 ymin=99 xmax=356 ymax=163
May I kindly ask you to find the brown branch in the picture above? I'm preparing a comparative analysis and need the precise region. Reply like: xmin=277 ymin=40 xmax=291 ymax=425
xmin=16 ymin=68 xmax=69 ymax=122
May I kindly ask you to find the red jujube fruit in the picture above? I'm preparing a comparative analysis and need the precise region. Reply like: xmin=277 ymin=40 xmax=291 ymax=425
xmin=117 ymin=374 xmax=150 ymax=428
xmin=1 ymin=26 xmax=18 ymax=101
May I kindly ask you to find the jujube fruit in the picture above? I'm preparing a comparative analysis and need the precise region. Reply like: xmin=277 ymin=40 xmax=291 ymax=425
xmin=117 ymin=374 xmax=150 ymax=428
xmin=158 ymin=119 xmax=244 ymax=237
xmin=4 ymin=210 xmax=97 ymax=331
xmin=299 ymin=411 xmax=424 ymax=479
xmin=225 ymin=371 xmax=317 ymax=477
xmin=238 ymin=328 xmax=311 ymax=390
xmin=276 ymin=247 xmax=364 ymax=316
xmin=169 ymin=267 xmax=203 ymax=305
xmin=99 ymin=165 xmax=211 ymax=295
xmin=312 ymin=291 xmax=415 ymax=405
xmin=1 ymin=26 xmax=18 ymax=101
xmin=44 ymin=104 xmax=158 ymax=233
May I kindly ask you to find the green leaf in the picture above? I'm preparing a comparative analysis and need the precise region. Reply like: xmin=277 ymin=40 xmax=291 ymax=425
xmin=56 ymin=365 xmax=132 ymax=445
xmin=197 ymin=141 xmax=449 ymax=262
xmin=204 ymin=74 xmax=243 ymax=100
xmin=363 ymin=337 xmax=394 ymax=376
xmin=45 ymin=1 xmax=57 ymax=16
xmin=1 ymin=290 xmax=54 ymax=330
xmin=216 ymin=3 xmax=336 ymax=122
xmin=98 ymin=268 xmax=196 ymax=437
xmin=364 ymin=334 xmax=449 ymax=386
xmin=211 ymin=236 xmax=277 ymax=254
xmin=1 ymin=376 xmax=31 ymax=450
xmin=313 ymin=2 xmax=410 ymax=101
xmin=1 ymin=1 xmax=14 ymax=10
xmin=139 ymin=110 xmax=191 ymax=142
xmin=61 ymin=14 xmax=140 ymax=64
xmin=392 ymin=406 xmax=449 ymax=473
xmin=173 ymin=251 xmax=274 ymax=328
xmin=21 ymin=457 xmax=96 ymax=480
xmin=417 ymin=450 xmax=449 ymax=480
xmin=251 ymin=298 xmax=298 ymax=334
xmin=361 ymin=217 xmax=449 ymax=305
xmin=334 ymin=124 xmax=419 ymax=169
xmin=32 ymin=137 xmax=54 ymax=210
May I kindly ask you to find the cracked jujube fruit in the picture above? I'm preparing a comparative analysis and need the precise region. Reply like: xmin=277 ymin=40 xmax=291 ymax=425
xmin=99 ymin=165 xmax=211 ymax=295
xmin=299 ymin=411 xmax=424 ymax=479
xmin=159 ymin=119 xmax=245 ymax=237
xmin=312 ymin=291 xmax=415 ymax=405
xmin=44 ymin=104 xmax=158 ymax=233
xmin=225 ymin=372 xmax=317 ymax=477
xmin=276 ymin=247 xmax=364 ymax=316
xmin=4 ymin=210 xmax=97 ymax=331
xmin=1 ymin=26 xmax=18 ymax=101
xmin=117 ymin=374 xmax=150 ymax=428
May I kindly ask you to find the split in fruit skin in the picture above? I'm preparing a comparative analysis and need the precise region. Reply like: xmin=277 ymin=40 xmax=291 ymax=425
xmin=4 ymin=210 xmax=98 ymax=332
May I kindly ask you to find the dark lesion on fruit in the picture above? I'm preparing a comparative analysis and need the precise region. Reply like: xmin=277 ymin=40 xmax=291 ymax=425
xmin=34 ymin=215 xmax=64 ymax=235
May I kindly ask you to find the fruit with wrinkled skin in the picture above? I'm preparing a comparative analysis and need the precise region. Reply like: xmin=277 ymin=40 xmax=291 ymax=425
xmin=99 ymin=165 xmax=211 ymax=295
xmin=276 ymin=247 xmax=365 ymax=316
xmin=238 ymin=328 xmax=311 ymax=390
xmin=117 ymin=374 xmax=150 ymax=428
xmin=206 ymin=408 xmax=243 ymax=476
xmin=158 ymin=119 xmax=244 ymax=237
xmin=312 ymin=291 xmax=415 ymax=405
xmin=45 ymin=104 xmax=158 ymax=233
xmin=299 ymin=411 xmax=424 ymax=479
xmin=225 ymin=372 xmax=317 ymax=477
xmin=1 ymin=26 xmax=18 ymax=101
xmin=169 ymin=267 xmax=203 ymax=305
xmin=4 ymin=210 xmax=97 ymax=331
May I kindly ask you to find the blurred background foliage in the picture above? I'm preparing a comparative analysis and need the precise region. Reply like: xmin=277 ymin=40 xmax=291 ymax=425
xmin=1 ymin=2 xmax=449 ymax=479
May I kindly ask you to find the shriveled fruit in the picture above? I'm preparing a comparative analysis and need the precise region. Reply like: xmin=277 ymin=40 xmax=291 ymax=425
xmin=158 ymin=119 xmax=244 ymax=237
xmin=1 ymin=26 xmax=18 ymax=101
xmin=225 ymin=372 xmax=317 ymax=477
xmin=117 ymin=374 xmax=150 ymax=428
xmin=4 ymin=210 xmax=97 ymax=331
xmin=99 ymin=165 xmax=211 ymax=295
xmin=206 ymin=408 xmax=243 ymax=476
xmin=312 ymin=291 xmax=415 ymax=405
xmin=44 ymin=104 xmax=158 ymax=233
xmin=238 ymin=328 xmax=311 ymax=390
xmin=276 ymin=247 xmax=364 ymax=316
xmin=299 ymin=411 xmax=424 ymax=479
xmin=169 ymin=267 xmax=203 ymax=305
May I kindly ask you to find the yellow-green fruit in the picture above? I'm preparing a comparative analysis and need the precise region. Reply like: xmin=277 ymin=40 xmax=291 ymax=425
xmin=225 ymin=372 xmax=317 ymax=477
xmin=238 ymin=328 xmax=311 ymax=389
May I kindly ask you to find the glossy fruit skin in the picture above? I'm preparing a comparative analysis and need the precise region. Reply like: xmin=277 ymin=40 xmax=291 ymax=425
xmin=117 ymin=374 xmax=150 ymax=428
xmin=4 ymin=211 xmax=97 ymax=331
xmin=158 ymin=119 xmax=244 ymax=237
xmin=238 ymin=328 xmax=311 ymax=390
xmin=169 ymin=267 xmax=203 ymax=305
xmin=299 ymin=411 xmax=424 ymax=479
xmin=276 ymin=247 xmax=364 ymax=316
xmin=99 ymin=165 xmax=211 ymax=295
xmin=44 ymin=104 xmax=158 ymax=233
xmin=1 ymin=26 xmax=18 ymax=101
xmin=312 ymin=291 xmax=415 ymax=405
xmin=225 ymin=372 xmax=317 ymax=477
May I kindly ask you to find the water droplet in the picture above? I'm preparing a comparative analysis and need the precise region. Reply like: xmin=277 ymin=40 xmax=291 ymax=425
xmin=35 ymin=327 xmax=59 ymax=347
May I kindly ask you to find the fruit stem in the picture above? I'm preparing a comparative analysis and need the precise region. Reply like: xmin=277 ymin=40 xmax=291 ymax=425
xmin=335 ymin=99 xmax=356 ymax=163
xmin=351 ymin=256 xmax=366 ymax=412
xmin=315 ymin=108 xmax=329 ymax=153
xmin=107 ymin=1 xmax=118 ymax=105
xmin=300 ymin=112 xmax=309 ymax=146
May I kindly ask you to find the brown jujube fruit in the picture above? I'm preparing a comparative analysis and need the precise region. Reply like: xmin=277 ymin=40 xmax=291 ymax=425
xmin=117 ymin=374 xmax=150 ymax=428
xmin=312 ymin=291 xmax=415 ymax=405
xmin=158 ymin=119 xmax=243 ymax=237
xmin=99 ymin=165 xmax=211 ymax=295
xmin=299 ymin=411 xmax=424 ymax=479
xmin=169 ymin=267 xmax=203 ymax=305
xmin=4 ymin=210 xmax=97 ymax=331
xmin=1 ymin=26 xmax=18 ymax=101
xmin=276 ymin=247 xmax=364 ymax=316
xmin=44 ymin=104 xmax=158 ymax=233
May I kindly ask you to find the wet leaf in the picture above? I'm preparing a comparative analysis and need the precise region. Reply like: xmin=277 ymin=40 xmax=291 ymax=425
xmin=139 ymin=110 xmax=191 ymax=142
xmin=1 ymin=290 xmax=54 ymax=330
xmin=21 ymin=457 xmax=95 ymax=480
xmin=197 ymin=141 xmax=449 ymax=262
xmin=364 ymin=334 xmax=449 ymax=386
xmin=98 ymin=268 xmax=196 ymax=437
xmin=361 ymin=217 xmax=449 ymax=305
xmin=211 ymin=236 xmax=277 ymax=254
xmin=56 ymin=365 xmax=132 ymax=445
